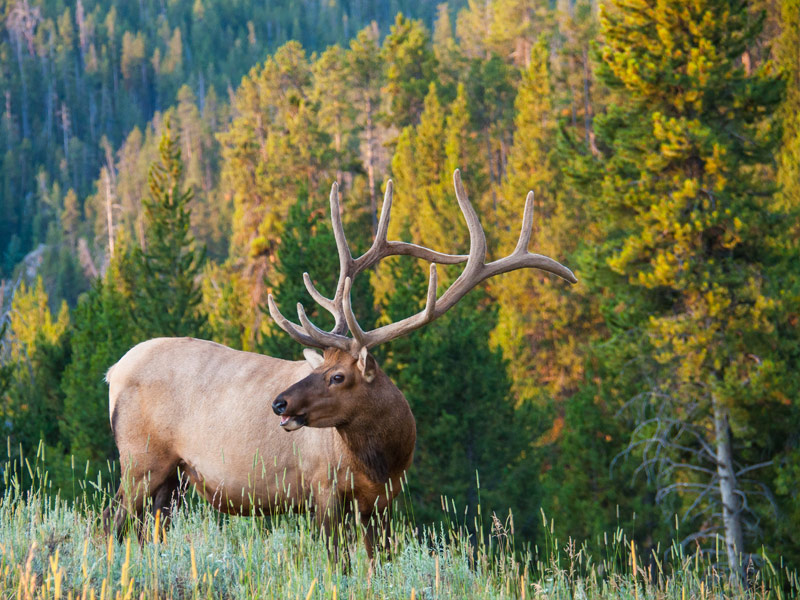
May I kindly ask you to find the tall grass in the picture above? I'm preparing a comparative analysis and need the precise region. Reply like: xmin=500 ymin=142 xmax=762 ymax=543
xmin=0 ymin=443 xmax=797 ymax=599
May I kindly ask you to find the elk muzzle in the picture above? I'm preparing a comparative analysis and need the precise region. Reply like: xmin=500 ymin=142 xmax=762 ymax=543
xmin=272 ymin=392 xmax=307 ymax=432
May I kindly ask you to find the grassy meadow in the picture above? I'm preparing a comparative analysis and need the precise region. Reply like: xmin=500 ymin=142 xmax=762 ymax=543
xmin=0 ymin=445 xmax=798 ymax=600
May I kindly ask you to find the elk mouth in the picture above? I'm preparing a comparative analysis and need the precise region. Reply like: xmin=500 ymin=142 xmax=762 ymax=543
xmin=280 ymin=414 xmax=306 ymax=431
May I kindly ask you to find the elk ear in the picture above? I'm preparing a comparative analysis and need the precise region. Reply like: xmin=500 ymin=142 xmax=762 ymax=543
xmin=303 ymin=348 xmax=324 ymax=369
xmin=357 ymin=346 xmax=376 ymax=383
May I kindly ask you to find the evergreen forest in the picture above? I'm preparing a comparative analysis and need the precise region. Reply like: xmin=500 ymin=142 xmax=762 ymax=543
xmin=2 ymin=0 xmax=800 ymax=581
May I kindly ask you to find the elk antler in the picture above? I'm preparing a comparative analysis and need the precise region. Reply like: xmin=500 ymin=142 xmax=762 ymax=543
xmin=268 ymin=169 xmax=577 ymax=353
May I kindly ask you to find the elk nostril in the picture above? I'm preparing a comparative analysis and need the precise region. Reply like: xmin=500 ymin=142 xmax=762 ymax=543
xmin=272 ymin=397 xmax=287 ymax=415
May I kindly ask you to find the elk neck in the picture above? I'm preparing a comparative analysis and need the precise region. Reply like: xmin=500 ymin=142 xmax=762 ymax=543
xmin=335 ymin=371 xmax=416 ymax=485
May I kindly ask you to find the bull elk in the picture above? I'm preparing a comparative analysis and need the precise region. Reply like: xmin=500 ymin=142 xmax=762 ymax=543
xmin=104 ymin=170 xmax=576 ymax=557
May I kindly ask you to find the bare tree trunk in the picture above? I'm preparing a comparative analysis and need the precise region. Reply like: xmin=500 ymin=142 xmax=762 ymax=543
xmin=4 ymin=91 xmax=14 ymax=152
xmin=581 ymin=45 xmax=593 ymax=150
xmin=104 ymin=170 xmax=115 ymax=259
xmin=60 ymin=102 xmax=70 ymax=159
xmin=102 ymin=139 xmax=117 ymax=258
xmin=12 ymin=37 xmax=31 ymax=140
xmin=485 ymin=132 xmax=498 ymax=218
xmin=713 ymin=398 xmax=745 ymax=581
xmin=365 ymin=97 xmax=377 ymax=234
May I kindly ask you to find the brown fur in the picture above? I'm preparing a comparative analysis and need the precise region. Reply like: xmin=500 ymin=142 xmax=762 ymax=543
xmin=104 ymin=338 xmax=416 ymax=558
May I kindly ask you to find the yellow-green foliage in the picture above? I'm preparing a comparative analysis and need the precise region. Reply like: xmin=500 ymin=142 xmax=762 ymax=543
xmin=218 ymin=42 xmax=331 ymax=274
xmin=585 ymin=0 xmax=792 ymax=560
xmin=598 ymin=0 xmax=783 ymax=399
xmin=201 ymin=264 xmax=255 ymax=352
xmin=390 ymin=83 xmax=466 ymax=254
xmin=8 ymin=277 xmax=69 ymax=361
xmin=389 ymin=82 xmax=486 ymax=253
xmin=491 ymin=40 xmax=589 ymax=403
xmin=776 ymin=0 xmax=800 ymax=238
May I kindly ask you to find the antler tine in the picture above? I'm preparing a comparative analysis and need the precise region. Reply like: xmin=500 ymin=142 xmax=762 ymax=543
xmin=350 ymin=181 xmax=393 ymax=274
xmin=342 ymin=277 xmax=367 ymax=350
xmin=375 ymin=180 xmax=393 ymax=247
xmin=352 ymin=171 xmax=576 ymax=349
xmin=296 ymin=302 xmax=351 ymax=351
xmin=353 ymin=179 xmax=470 ymax=273
xmin=515 ymin=191 xmax=535 ymax=255
xmin=267 ymin=295 xmax=323 ymax=349
xmin=329 ymin=182 xmax=353 ymax=270
xmin=303 ymin=272 xmax=336 ymax=313
xmin=483 ymin=251 xmax=578 ymax=283
xmin=327 ymin=182 xmax=355 ymax=335
xmin=453 ymin=169 xmax=487 ymax=272
xmin=359 ymin=262 xmax=440 ymax=348
xmin=496 ymin=189 xmax=577 ymax=283
xmin=424 ymin=263 xmax=438 ymax=320
xmin=269 ymin=172 xmax=575 ymax=354
xmin=433 ymin=169 xmax=489 ymax=310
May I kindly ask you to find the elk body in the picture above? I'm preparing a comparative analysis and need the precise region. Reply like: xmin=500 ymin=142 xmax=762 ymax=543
xmin=104 ymin=170 xmax=576 ymax=557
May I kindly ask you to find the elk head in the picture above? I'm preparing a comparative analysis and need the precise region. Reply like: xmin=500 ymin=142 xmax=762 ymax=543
xmin=272 ymin=347 xmax=382 ymax=431
xmin=267 ymin=169 xmax=577 ymax=434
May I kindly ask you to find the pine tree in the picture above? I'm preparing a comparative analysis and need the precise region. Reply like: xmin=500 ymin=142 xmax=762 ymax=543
xmin=389 ymin=83 xmax=479 ymax=255
xmin=312 ymin=45 xmax=358 ymax=187
xmin=1 ymin=278 xmax=70 ymax=468
xmin=540 ymin=375 xmax=669 ymax=545
xmin=201 ymin=264 xmax=254 ymax=351
xmin=776 ymin=0 xmax=800 ymax=231
xmin=132 ymin=118 xmax=207 ymax=338
xmin=218 ymin=41 xmax=332 ymax=313
xmin=770 ymin=0 xmax=800 ymax=565
xmin=485 ymin=0 xmax=551 ymax=67
xmin=553 ymin=0 xmax=600 ymax=151
xmin=499 ymin=39 xmax=556 ymax=234
xmin=6 ymin=278 xmax=69 ymax=360
xmin=174 ymin=86 xmax=227 ymax=261
xmin=588 ymin=0 xmax=786 ymax=574
xmin=381 ymin=13 xmax=437 ymax=129
xmin=380 ymin=256 xmax=543 ymax=538
xmin=491 ymin=39 xmax=586 ymax=402
xmin=347 ymin=25 xmax=384 ymax=230
xmin=464 ymin=55 xmax=517 ymax=209
xmin=432 ymin=4 xmax=464 ymax=95
xmin=61 ymin=274 xmax=137 ymax=474
xmin=445 ymin=83 xmax=484 ymax=192
xmin=259 ymin=189 xmax=376 ymax=359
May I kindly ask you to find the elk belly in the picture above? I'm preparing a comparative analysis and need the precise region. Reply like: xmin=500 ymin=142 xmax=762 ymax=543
xmin=176 ymin=427 xmax=344 ymax=516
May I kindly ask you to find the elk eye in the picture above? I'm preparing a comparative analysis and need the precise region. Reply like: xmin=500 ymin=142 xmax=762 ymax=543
xmin=330 ymin=374 xmax=345 ymax=384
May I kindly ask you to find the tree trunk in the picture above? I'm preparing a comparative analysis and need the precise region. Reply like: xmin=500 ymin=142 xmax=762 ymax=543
xmin=713 ymin=398 xmax=745 ymax=581
xmin=12 ymin=36 xmax=31 ymax=140
xmin=485 ymin=132 xmax=498 ymax=219
xmin=104 ymin=170 xmax=115 ymax=260
xmin=365 ymin=97 xmax=377 ymax=234
xmin=582 ymin=45 xmax=593 ymax=149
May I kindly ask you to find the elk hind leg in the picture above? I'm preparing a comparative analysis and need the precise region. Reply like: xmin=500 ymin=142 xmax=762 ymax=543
xmin=364 ymin=504 xmax=393 ymax=560
xmin=107 ymin=454 xmax=178 ymax=542
xmin=316 ymin=493 xmax=349 ymax=569
xmin=102 ymin=485 xmax=128 ymax=541
xmin=150 ymin=468 xmax=189 ymax=540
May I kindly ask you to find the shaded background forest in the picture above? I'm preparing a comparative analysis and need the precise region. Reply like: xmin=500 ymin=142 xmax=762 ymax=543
xmin=1 ymin=0 xmax=800 ymax=574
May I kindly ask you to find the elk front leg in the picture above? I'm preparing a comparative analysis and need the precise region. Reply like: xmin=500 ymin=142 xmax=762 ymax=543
xmin=363 ymin=503 xmax=393 ymax=560
xmin=106 ymin=452 xmax=178 ymax=542
xmin=103 ymin=486 xmax=128 ymax=541
xmin=103 ymin=480 xmax=148 ymax=542
xmin=315 ymin=488 xmax=347 ymax=567
xmin=150 ymin=469 xmax=189 ymax=540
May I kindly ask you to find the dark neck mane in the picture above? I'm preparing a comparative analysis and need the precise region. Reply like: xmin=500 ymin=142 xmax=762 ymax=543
xmin=337 ymin=379 xmax=415 ymax=484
